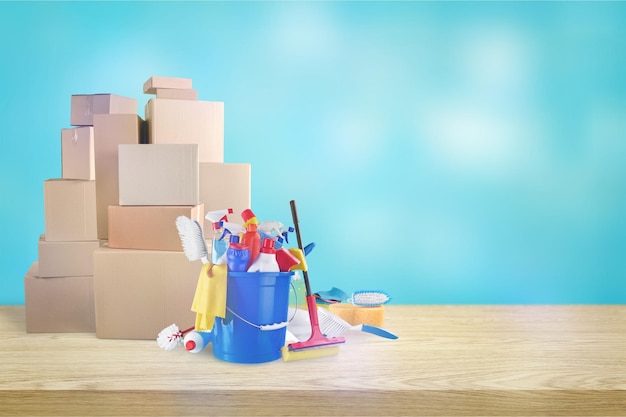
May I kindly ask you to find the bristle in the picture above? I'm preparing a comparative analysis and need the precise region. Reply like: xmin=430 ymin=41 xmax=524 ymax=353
xmin=157 ymin=324 xmax=184 ymax=351
xmin=317 ymin=308 xmax=349 ymax=337
xmin=175 ymin=216 xmax=208 ymax=261
xmin=352 ymin=290 xmax=390 ymax=307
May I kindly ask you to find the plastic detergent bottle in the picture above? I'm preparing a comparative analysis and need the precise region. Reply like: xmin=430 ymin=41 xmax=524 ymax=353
xmin=247 ymin=238 xmax=279 ymax=273
xmin=241 ymin=222 xmax=261 ymax=269
xmin=226 ymin=235 xmax=250 ymax=272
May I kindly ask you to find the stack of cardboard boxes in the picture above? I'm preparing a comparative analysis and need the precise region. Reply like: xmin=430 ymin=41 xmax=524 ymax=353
xmin=25 ymin=76 xmax=251 ymax=339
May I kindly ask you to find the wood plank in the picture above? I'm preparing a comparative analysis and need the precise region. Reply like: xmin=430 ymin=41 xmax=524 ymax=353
xmin=1 ymin=305 xmax=625 ymax=416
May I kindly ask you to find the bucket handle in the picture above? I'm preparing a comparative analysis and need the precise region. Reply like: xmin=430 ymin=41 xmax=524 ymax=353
xmin=226 ymin=306 xmax=288 ymax=331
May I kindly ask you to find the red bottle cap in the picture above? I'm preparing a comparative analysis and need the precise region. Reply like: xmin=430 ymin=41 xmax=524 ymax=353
xmin=260 ymin=238 xmax=276 ymax=254
xmin=241 ymin=209 xmax=256 ymax=222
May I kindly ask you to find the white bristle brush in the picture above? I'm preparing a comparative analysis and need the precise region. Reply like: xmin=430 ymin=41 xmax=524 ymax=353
xmin=175 ymin=215 xmax=209 ymax=264
xmin=157 ymin=324 xmax=194 ymax=351
xmin=349 ymin=290 xmax=391 ymax=307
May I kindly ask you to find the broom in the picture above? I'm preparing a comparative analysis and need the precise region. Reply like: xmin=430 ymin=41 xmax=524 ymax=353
xmin=281 ymin=200 xmax=345 ymax=361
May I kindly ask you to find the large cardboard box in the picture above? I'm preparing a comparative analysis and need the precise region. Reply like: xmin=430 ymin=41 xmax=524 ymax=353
xmin=44 ymin=179 xmax=97 ymax=241
xmin=61 ymin=126 xmax=95 ymax=180
xmin=145 ymin=98 xmax=224 ymax=163
xmin=118 ymin=144 xmax=199 ymax=206
xmin=93 ymin=114 xmax=142 ymax=239
xmin=71 ymin=94 xmax=137 ymax=126
xmin=199 ymin=163 xmax=251 ymax=231
xmin=155 ymin=88 xmax=198 ymax=101
xmin=93 ymin=246 xmax=201 ymax=339
xmin=38 ymin=236 xmax=100 ymax=277
xmin=24 ymin=262 xmax=95 ymax=333
xmin=143 ymin=76 xmax=192 ymax=94
xmin=108 ymin=204 xmax=204 ymax=251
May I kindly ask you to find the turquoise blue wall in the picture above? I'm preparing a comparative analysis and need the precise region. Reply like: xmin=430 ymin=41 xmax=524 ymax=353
xmin=2 ymin=1 xmax=625 ymax=305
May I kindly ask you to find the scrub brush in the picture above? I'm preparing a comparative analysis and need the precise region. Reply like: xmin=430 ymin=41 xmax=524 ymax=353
xmin=175 ymin=215 xmax=209 ymax=264
xmin=349 ymin=290 xmax=391 ymax=307
xmin=318 ymin=307 xmax=398 ymax=340
xmin=157 ymin=324 xmax=194 ymax=351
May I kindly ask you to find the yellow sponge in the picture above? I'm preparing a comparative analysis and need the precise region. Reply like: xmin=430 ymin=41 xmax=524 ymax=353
xmin=281 ymin=345 xmax=341 ymax=361
xmin=328 ymin=304 xmax=385 ymax=327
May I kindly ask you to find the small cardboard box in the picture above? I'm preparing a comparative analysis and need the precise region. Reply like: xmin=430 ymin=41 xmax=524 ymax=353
xmin=93 ymin=246 xmax=201 ymax=339
xmin=71 ymin=94 xmax=137 ymax=126
xmin=24 ymin=262 xmax=95 ymax=333
xmin=118 ymin=144 xmax=199 ymax=206
xmin=155 ymin=88 xmax=198 ymax=101
xmin=61 ymin=126 xmax=95 ymax=180
xmin=38 ymin=236 xmax=101 ymax=277
xmin=108 ymin=204 xmax=204 ymax=251
xmin=93 ymin=114 xmax=143 ymax=239
xmin=143 ymin=76 xmax=193 ymax=94
xmin=145 ymin=98 xmax=224 ymax=163
xmin=44 ymin=179 xmax=97 ymax=241
xmin=199 ymin=163 xmax=251 ymax=231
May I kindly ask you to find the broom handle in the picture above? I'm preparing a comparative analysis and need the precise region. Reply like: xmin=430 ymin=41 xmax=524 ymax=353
xmin=289 ymin=200 xmax=312 ymax=297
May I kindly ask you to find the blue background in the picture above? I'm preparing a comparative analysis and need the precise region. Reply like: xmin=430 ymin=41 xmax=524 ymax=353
xmin=1 ymin=1 xmax=625 ymax=305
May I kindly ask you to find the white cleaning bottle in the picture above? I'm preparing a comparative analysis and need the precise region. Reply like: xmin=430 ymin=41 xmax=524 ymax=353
xmin=247 ymin=238 xmax=279 ymax=273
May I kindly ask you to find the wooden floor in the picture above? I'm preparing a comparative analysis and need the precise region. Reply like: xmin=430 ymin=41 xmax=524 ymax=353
xmin=1 ymin=305 xmax=625 ymax=416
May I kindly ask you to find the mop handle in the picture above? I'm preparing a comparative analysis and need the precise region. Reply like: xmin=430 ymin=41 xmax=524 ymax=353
xmin=289 ymin=200 xmax=312 ymax=297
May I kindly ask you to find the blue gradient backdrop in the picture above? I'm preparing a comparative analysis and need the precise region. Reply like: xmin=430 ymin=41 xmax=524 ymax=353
xmin=1 ymin=1 xmax=625 ymax=305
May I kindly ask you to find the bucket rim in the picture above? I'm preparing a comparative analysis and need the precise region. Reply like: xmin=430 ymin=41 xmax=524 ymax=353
xmin=227 ymin=271 xmax=295 ymax=278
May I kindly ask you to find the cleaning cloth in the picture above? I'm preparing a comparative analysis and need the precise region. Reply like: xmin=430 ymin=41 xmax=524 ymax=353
xmin=314 ymin=287 xmax=348 ymax=305
xmin=191 ymin=263 xmax=227 ymax=331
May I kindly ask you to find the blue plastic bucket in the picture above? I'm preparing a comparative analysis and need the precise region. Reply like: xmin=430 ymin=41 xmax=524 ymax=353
xmin=212 ymin=271 xmax=293 ymax=364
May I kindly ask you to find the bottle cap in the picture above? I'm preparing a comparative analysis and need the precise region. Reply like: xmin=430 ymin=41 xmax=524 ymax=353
xmin=260 ymin=238 xmax=276 ymax=254
xmin=241 ymin=208 xmax=256 ymax=222
xmin=229 ymin=235 xmax=240 ymax=244
xmin=185 ymin=340 xmax=196 ymax=351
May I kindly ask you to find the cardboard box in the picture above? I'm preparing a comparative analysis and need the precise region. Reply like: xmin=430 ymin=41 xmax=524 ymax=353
xmin=93 ymin=114 xmax=143 ymax=239
xmin=93 ymin=246 xmax=201 ymax=339
xmin=108 ymin=204 xmax=204 ymax=251
xmin=145 ymin=98 xmax=224 ymax=163
xmin=199 ymin=163 xmax=251 ymax=231
xmin=44 ymin=179 xmax=97 ymax=241
xmin=61 ymin=127 xmax=95 ymax=180
xmin=143 ymin=76 xmax=193 ymax=94
xmin=71 ymin=94 xmax=137 ymax=126
xmin=155 ymin=88 xmax=198 ymax=101
xmin=24 ymin=262 xmax=95 ymax=333
xmin=118 ymin=144 xmax=199 ymax=206
xmin=38 ymin=236 xmax=101 ymax=277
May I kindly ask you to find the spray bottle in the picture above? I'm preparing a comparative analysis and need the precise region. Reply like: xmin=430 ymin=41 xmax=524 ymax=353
xmin=247 ymin=238 xmax=280 ymax=272
xmin=258 ymin=221 xmax=294 ymax=249
xmin=205 ymin=208 xmax=233 ymax=264
xmin=214 ymin=221 xmax=245 ymax=265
